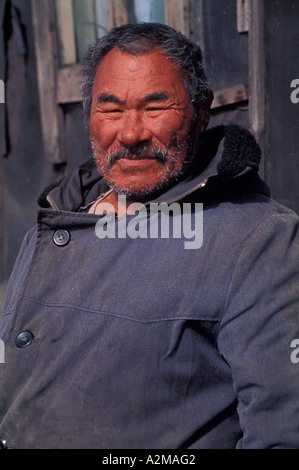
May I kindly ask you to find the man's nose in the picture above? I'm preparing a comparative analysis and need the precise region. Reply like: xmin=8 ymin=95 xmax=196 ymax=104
xmin=118 ymin=111 xmax=152 ymax=148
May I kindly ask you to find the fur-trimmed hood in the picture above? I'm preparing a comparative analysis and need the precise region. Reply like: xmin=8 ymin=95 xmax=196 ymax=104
xmin=39 ymin=124 xmax=270 ymax=211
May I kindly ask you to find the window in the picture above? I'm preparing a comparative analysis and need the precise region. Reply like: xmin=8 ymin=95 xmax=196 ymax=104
xmin=73 ymin=0 xmax=109 ymax=63
xmin=55 ymin=0 xmax=188 ymax=64
xmin=128 ymin=0 xmax=165 ymax=24
xmin=72 ymin=0 xmax=165 ymax=62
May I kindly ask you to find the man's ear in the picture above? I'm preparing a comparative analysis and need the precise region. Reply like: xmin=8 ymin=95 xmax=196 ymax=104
xmin=195 ymin=89 xmax=214 ymax=134
xmin=199 ymin=107 xmax=211 ymax=133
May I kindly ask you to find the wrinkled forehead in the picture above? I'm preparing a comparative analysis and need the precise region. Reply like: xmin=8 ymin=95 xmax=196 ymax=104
xmin=92 ymin=47 xmax=188 ymax=98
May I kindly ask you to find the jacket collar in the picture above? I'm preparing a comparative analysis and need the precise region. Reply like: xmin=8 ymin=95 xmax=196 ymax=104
xmin=38 ymin=125 xmax=270 ymax=211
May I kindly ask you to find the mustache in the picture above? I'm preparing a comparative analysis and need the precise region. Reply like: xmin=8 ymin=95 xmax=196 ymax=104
xmin=107 ymin=146 xmax=168 ymax=168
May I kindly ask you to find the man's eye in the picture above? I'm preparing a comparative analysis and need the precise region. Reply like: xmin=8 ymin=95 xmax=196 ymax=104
xmin=146 ymin=107 xmax=166 ymax=113
xmin=106 ymin=109 xmax=123 ymax=113
xmin=97 ymin=106 xmax=123 ymax=114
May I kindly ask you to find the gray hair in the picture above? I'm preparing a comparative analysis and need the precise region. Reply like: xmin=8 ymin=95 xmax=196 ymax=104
xmin=81 ymin=23 xmax=213 ymax=124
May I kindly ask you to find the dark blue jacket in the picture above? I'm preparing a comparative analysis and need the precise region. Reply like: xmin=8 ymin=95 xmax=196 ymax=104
xmin=1 ymin=125 xmax=299 ymax=449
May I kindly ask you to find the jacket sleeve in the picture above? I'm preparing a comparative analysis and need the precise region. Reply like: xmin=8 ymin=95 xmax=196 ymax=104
xmin=217 ymin=210 xmax=299 ymax=448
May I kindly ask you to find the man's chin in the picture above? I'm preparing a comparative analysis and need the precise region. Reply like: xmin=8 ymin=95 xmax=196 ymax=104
xmin=98 ymin=157 xmax=193 ymax=201
xmin=109 ymin=182 xmax=166 ymax=202
xmin=105 ymin=174 xmax=182 ymax=201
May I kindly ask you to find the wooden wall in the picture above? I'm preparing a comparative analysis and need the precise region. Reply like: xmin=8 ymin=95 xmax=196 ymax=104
xmin=264 ymin=0 xmax=299 ymax=210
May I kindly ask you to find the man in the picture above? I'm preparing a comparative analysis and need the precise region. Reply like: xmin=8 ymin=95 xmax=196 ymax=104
xmin=0 ymin=23 xmax=298 ymax=449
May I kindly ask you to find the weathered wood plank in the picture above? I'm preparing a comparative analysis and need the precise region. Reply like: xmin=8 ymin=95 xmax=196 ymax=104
xmin=0 ymin=0 xmax=4 ymax=281
xmin=0 ymin=80 xmax=4 ymax=104
xmin=31 ymin=0 xmax=63 ymax=163
xmin=211 ymin=84 xmax=248 ymax=109
xmin=0 ymin=0 xmax=8 ymax=159
xmin=165 ymin=0 xmax=190 ymax=35
xmin=55 ymin=0 xmax=77 ymax=65
xmin=237 ymin=0 xmax=250 ymax=33
xmin=248 ymin=0 xmax=266 ymax=175
xmin=107 ymin=0 xmax=128 ymax=29
xmin=57 ymin=64 xmax=83 ymax=104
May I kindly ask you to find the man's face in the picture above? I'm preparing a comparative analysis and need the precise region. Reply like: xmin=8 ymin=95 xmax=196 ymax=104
xmin=89 ymin=47 xmax=208 ymax=199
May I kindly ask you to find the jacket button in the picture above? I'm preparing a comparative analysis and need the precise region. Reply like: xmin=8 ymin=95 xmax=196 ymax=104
xmin=0 ymin=439 xmax=7 ymax=449
xmin=53 ymin=229 xmax=70 ymax=246
xmin=15 ymin=331 xmax=34 ymax=348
